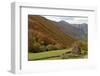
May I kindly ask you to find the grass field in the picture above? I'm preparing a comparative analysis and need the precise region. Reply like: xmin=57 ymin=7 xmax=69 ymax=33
xmin=28 ymin=49 xmax=71 ymax=61
xmin=28 ymin=48 xmax=87 ymax=61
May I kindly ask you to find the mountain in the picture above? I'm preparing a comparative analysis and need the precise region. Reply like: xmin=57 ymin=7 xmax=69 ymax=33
xmin=56 ymin=20 xmax=87 ymax=40
xmin=28 ymin=15 xmax=76 ymax=49
xmin=71 ymin=23 xmax=88 ymax=35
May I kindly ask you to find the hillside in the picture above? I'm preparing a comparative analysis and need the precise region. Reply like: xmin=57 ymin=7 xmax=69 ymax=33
xmin=28 ymin=15 xmax=76 ymax=52
xmin=56 ymin=21 xmax=88 ymax=40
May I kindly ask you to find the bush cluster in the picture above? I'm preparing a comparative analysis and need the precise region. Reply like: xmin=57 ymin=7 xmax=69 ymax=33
xmin=28 ymin=34 xmax=63 ymax=53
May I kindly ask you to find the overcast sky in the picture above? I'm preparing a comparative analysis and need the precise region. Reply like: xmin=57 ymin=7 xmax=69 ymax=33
xmin=43 ymin=16 xmax=88 ymax=24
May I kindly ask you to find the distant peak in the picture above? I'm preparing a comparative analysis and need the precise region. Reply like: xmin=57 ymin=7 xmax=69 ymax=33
xmin=59 ymin=20 xmax=66 ymax=23
xmin=59 ymin=20 xmax=70 ymax=24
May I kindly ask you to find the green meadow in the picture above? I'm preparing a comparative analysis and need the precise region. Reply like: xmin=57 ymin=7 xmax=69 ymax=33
xmin=28 ymin=48 xmax=87 ymax=61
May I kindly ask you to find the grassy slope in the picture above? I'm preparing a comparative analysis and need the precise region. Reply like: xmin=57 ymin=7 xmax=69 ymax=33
xmin=28 ymin=49 xmax=71 ymax=61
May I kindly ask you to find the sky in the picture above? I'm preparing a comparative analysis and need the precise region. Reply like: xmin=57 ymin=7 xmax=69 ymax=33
xmin=43 ymin=16 xmax=88 ymax=24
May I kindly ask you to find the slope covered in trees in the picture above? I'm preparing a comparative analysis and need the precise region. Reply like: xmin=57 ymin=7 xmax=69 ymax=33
xmin=28 ymin=15 xmax=77 ymax=53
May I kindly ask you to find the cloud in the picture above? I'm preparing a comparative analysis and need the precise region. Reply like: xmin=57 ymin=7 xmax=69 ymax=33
xmin=43 ymin=16 xmax=88 ymax=24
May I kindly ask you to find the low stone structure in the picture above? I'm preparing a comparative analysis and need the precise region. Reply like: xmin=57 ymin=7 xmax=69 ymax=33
xmin=71 ymin=44 xmax=81 ymax=55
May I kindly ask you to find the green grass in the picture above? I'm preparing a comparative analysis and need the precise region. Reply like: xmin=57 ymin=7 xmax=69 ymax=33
xmin=28 ymin=48 xmax=88 ymax=61
xmin=28 ymin=49 xmax=71 ymax=61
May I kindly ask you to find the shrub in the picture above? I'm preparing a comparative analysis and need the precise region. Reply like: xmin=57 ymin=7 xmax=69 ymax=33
xmin=30 ymin=42 xmax=41 ymax=53
xmin=54 ymin=44 xmax=64 ymax=50
xmin=46 ymin=44 xmax=57 ymax=51
xmin=39 ymin=45 xmax=47 ymax=52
